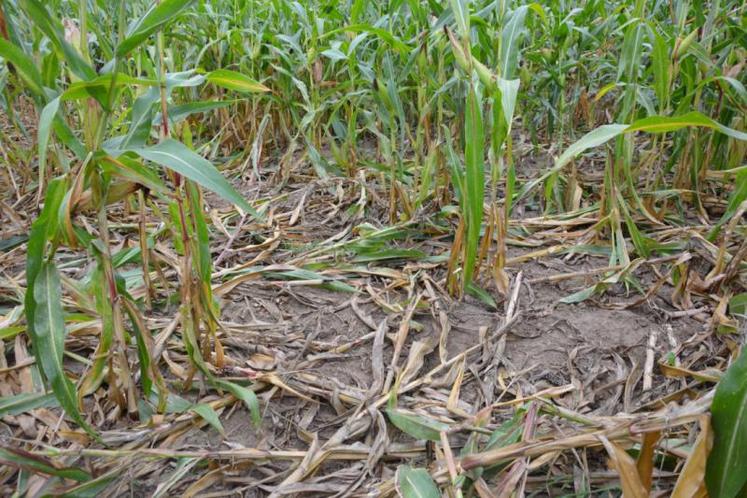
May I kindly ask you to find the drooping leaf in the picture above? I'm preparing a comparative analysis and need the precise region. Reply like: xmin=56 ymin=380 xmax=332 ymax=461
xmin=214 ymin=380 xmax=261 ymax=426
xmin=625 ymin=112 xmax=747 ymax=141
xmin=191 ymin=403 xmax=224 ymax=435
xmin=60 ymin=73 xmax=157 ymax=103
xmin=729 ymin=294 xmax=747 ymax=316
xmin=556 ymin=124 xmax=629 ymax=171
xmin=118 ymin=139 xmax=258 ymax=217
xmin=29 ymin=263 xmax=92 ymax=434
xmin=323 ymin=24 xmax=410 ymax=53
xmin=116 ymin=0 xmax=196 ymax=57
xmin=519 ymin=110 xmax=747 ymax=202
xmin=0 ymin=38 xmax=45 ymax=96
xmin=60 ymin=468 xmax=121 ymax=498
xmin=156 ymin=99 xmax=242 ymax=125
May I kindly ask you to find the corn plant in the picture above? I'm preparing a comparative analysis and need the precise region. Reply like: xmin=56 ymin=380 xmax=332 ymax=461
xmin=1 ymin=0 xmax=269 ymax=430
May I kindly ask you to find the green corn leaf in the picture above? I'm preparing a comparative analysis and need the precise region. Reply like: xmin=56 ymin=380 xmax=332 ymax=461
xmin=60 ymin=468 xmax=121 ymax=498
xmin=649 ymin=29 xmax=670 ymax=111
xmin=556 ymin=124 xmax=629 ymax=171
xmin=0 ymin=235 xmax=27 ymax=253
xmin=191 ymin=403 xmax=224 ymax=435
xmin=116 ymin=0 xmax=196 ymax=57
xmin=152 ymin=458 xmax=200 ymax=498
xmin=120 ymin=87 xmax=160 ymax=148
xmin=157 ymin=99 xmax=242 ymax=125
xmin=497 ymin=77 xmax=520 ymax=133
xmin=559 ymin=284 xmax=600 ymax=304
xmin=730 ymin=294 xmax=747 ymax=317
xmin=53 ymin=118 xmax=87 ymax=160
xmin=29 ymin=263 xmax=93 ymax=435
xmin=187 ymin=182 xmax=212 ymax=282
xmin=500 ymin=5 xmax=529 ymax=79
xmin=26 ymin=179 xmax=67 ymax=296
xmin=395 ymin=466 xmax=441 ymax=498
xmin=214 ymin=380 xmax=261 ymax=426
xmin=0 ymin=446 xmax=90 ymax=482
xmin=0 ymin=392 xmax=58 ymax=417
xmin=707 ymin=346 xmax=747 ymax=498
xmin=273 ymin=269 xmax=357 ymax=293
xmin=449 ymin=0 xmax=470 ymax=38
xmin=519 ymin=110 xmax=747 ymax=203
xmin=466 ymin=282 xmax=498 ymax=309
xmin=97 ymin=153 xmax=168 ymax=195
xmin=0 ymin=38 xmax=45 ymax=96
xmin=322 ymin=24 xmax=410 ymax=53
xmin=79 ymin=261 xmax=114 ymax=396
xmin=118 ymin=139 xmax=259 ymax=217
xmin=626 ymin=112 xmax=747 ymax=141
xmin=60 ymin=74 xmax=157 ymax=103
xmin=462 ymin=86 xmax=485 ymax=286
xmin=386 ymin=408 xmax=449 ymax=441
xmin=206 ymin=69 xmax=270 ymax=94
xmin=38 ymin=97 xmax=61 ymax=188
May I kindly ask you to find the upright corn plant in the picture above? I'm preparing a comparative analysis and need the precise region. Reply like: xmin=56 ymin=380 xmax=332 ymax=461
xmin=445 ymin=0 xmax=539 ymax=297
xmin=2 ymin=0 xmax=268 ymax=432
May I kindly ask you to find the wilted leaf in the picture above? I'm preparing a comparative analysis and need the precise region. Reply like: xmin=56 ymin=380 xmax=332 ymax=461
xmin=599 ymin=436 xmax=648 ymax=498
xmin=672 ymin=417 xmax=712 ymax=498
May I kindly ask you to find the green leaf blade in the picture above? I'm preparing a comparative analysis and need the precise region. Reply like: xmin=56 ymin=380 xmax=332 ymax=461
xmin=395 ymin=466 xmax=440 ymax=498
xmin=116 ymin=0 xmax=196 ymax=57
xmin=120 ymin=139 xmax=258 ymax=217
xmin=386 ymin=408 xmax=448 ymax=441
xmin=707 ymin=346 xmax=747 ymax=498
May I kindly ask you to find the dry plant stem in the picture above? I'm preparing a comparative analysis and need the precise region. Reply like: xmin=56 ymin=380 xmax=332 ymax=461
xmin=332 ymin=391 xmax=713 ymax=496
xmin=96 ymin=181 xmax=137 ymax=415
xmin=138 ymin=189 xmax=153 ymax=309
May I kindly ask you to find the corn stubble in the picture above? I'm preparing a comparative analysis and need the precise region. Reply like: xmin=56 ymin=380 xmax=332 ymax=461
xmin=0 ymin=0 xmax=745 ymax=496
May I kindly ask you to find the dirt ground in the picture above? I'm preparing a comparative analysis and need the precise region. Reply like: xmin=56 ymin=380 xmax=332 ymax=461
xmin=102 ymin=169 xmax=713 ymax=496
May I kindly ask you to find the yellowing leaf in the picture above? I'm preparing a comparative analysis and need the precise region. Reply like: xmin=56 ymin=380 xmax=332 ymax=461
xmin=206 ymin=69 xmax=270 ymax=94
xmin=673 ymin=417 xmax=712 ymax=498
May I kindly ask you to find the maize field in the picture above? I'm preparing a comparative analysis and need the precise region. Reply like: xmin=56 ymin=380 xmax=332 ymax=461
xmin=0 ymin=0 xmax=746 ymax=496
